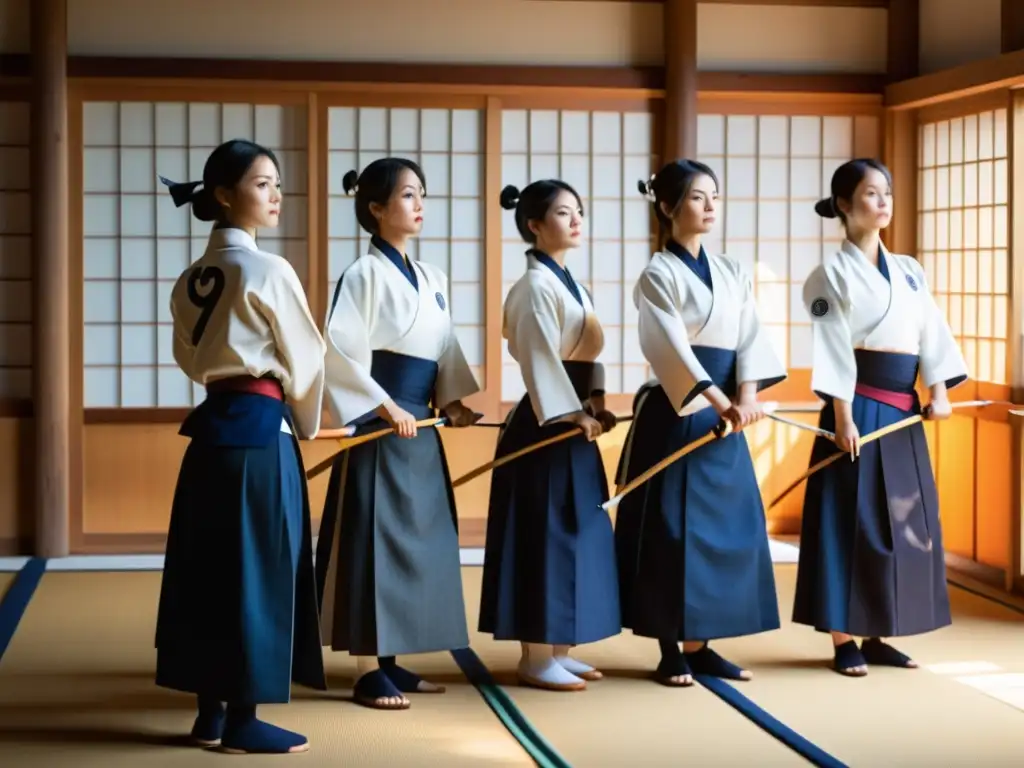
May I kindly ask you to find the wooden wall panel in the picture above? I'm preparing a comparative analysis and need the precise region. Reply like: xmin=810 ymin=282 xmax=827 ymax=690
xmin=934 ymin=417 xmax=977 ymax=559
xmin=975 ymin=419 xmax=1013 ymax=570
xmin=77 ymin=426 xmax=501 ymax=550
xmin=74 ymin=417 xmax=818 ymax=553
xmin=0 ymin=418 xmax=31 ymax=554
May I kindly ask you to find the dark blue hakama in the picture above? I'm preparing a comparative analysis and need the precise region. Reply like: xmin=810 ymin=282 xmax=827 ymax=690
xmin=793 ymin=349 xmax=956 ymax=638
xmin=614 ymin=347 xmax=780 ymax=641
xmin=315 ymin=350 xmax=469 ymax=657
xmin=155 ymin=390 xmax=326 ymax=704
xmin=478 ymin=361 xmax=621 ymax=645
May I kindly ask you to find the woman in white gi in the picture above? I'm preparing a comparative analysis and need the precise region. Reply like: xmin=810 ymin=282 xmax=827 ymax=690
xmin=156 ymin=139 xmax=340 ymax=754
xmin=315 ymin=157 xmax=481 ymax=710
xmin=615 ymin=159 xmax=785 ymax=687
xmin=478 ymin=181 xmax=620 ymax=692
xmin=795 ymin=158 xmax=966 ymax=676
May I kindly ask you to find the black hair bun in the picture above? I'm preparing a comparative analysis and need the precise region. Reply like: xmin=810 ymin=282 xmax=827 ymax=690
xmin=499 ymin=184 xmax=520 ymax=210
xmin=636 ymin=179 xmax=649 ymax=196
xmin=342 ymin=170 xmax=359 ymax=195
xmin=814 ymin=197 xmax=837 ymax=219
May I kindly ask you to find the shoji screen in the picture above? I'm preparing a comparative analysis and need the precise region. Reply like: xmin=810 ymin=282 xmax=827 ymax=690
xmin=918 ymin=108 xmax=1009 ymax=384
xmin=325 ymin=106 xmax=486 ymax=386
xmin=499 ymin=108 xmax=659 ymax=401
xmin=80 ymin=101 xmax=308 ymax=408
xmin=696 ymin=114 xmax=880 ymax=370
xmin=0 ymin=101 xmax=31 ymax=404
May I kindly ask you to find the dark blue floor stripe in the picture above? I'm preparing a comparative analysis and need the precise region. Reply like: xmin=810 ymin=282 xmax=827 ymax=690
xmin=696 ymin=675 xmax=849 ymax=768
xmin=0 ymin=557 xmax=47 ymax=663
xmin=451 ymin=647 xmax=572 ymax=768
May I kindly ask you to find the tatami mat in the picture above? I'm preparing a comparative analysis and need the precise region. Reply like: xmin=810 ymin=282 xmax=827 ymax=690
xmin=459 ymin=567 xmax=809 ymax=767
xmin=0 ymin=564 xmax=1021 ymax=766
xmin=0 ymin=571 xmax=531 ymax=767
xmin=698 ymin=565 xmax=1024 ymax=766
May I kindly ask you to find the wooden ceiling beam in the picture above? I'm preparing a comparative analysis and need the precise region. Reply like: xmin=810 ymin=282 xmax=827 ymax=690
xmin=546 ymin=0 xmax=888 ymax=7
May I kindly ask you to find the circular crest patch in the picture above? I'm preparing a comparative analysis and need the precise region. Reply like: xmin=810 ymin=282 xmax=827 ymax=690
xmin=905 ymin=273 xmax=918 ymax=291
xmin=810 ymin=297 xmax=829 ymax=317
xmin=435 ymin=291 xmax=446 ymax=310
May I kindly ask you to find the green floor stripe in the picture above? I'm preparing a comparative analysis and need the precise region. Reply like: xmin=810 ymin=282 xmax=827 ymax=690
xmin=451 ymin=647 xmax=572 ymax=768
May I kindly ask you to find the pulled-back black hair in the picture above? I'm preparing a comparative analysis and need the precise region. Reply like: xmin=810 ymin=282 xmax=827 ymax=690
xmin=814 ymin=158 xmax=892 ymax=224
xmin=499 ymin=180 xmax=584 ymax=244
xmin=342 ymin=157 xmax=427 ymax=235
xmin=638 ymin=159 xmax=719 ymax=233
xmin=160 ymin=139 xmax=279 ymax=223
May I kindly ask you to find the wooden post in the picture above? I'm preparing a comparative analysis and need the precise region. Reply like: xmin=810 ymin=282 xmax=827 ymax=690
xmin=881 ymin=0 xmax=919 ymax=252
xmin=663 ymin=0 xmax=698 ymax=161
xmin=30 ymin=0 xmax=70 ymax=558
xmin=1002 ymin=0 xmax=1024 ymax=53
xmin=886 ymin=0 xmax=919 ymax=83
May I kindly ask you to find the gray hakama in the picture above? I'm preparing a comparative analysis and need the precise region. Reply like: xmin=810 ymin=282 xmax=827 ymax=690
xmin=315 ymin=350 xmax=469 ymax=657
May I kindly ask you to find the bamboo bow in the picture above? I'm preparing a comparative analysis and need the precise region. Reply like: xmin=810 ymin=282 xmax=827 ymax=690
xmin=304 ymin=416 xmax=448 ymax=481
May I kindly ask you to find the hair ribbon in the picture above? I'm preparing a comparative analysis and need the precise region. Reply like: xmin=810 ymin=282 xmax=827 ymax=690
xmin=159 ymin=176 xmax=204 ymax=208
xmin=641 ymin=174 xmax=656 ymax=202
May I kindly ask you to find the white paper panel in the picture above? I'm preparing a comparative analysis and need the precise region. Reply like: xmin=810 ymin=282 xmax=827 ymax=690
xmin=82 ymin=101 xmax=309 ymax=407
xmin=326 ymin=107 xmax=486 ymax=381
xmin=697 ymin=113 xmax=866 ymax=369
xmin=918 ymin=108 xmax=1009 ymax=385
xmin=499 ymin=108 xmax=658 ymax=400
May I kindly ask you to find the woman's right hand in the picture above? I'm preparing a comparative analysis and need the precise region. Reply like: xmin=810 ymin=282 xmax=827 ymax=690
xmin=834 ymin=419 xmax=860 ymax=459
xmin=568 ymin=411 xmax=603 ymax=441
xmin=377 ymin=400 xmax=418 ymax=438
xmin=705 ymin=386 xmax=745 ymax=431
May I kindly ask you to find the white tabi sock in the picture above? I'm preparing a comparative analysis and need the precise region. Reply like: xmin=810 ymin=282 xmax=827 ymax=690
xmin=553 ymin=654 xmax=597 ymax=676
xmin=518 ymin=643 xmax=585 ymax=686
xmin=552 ymin=644 xmax=596 ymax=674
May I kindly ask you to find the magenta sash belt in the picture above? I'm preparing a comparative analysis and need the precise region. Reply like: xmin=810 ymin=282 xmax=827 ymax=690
xmin=854 ymin=382 xmax=914 ymax=412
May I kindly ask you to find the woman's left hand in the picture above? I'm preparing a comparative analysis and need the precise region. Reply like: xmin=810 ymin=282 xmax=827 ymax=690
xmin=924 ymin=398 xmax=952 ymax=420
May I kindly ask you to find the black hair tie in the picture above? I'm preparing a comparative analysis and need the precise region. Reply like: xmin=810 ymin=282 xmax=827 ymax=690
xmin=159 ymin=176 xmax=204 ymax=208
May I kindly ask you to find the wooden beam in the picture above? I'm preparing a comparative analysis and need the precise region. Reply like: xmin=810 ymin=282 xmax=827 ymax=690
xmin=664 ymin=0 xmax=698 ymax=160
xmin=0 ymin=55 xmax=885 ymax=95
xmin=553 ymin=0 xmax=887 ymax=6
xmin=886 ymin=48 xmax=1024 ymax=109
xmin=30 ymin=0 xmax=71 ymax=557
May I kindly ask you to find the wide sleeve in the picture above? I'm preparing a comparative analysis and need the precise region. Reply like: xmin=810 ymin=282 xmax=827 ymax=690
xmin=433 ymin=272 xmax=482 ymax=408
xmin=634 ymin=266 xmax=713 ymax=412
xmin=803 ymin=263 xmax=856 ymax=403
xmin=733 ymin=263 xmax=787 ymax=391
xmin=910 ymin=260 xmax=969 ymax=390
xmin=507 ymin=280 xmax=584 ymax=425
xmin=322 ymin=266 xmax=391 ymax=426
xmin=260 ymin=261 xmax=328 ymax=439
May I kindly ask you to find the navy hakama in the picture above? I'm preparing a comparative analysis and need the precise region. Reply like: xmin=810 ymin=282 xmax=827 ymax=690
xmin=793 ymin=349 xmax=952 ymax=638
xmin=478 ymin=360 xmax=620 ymax=645
xmin=155 ymin=389 xmax=327 ymax=704
xmin=614 ymin=347 xmax=780 ymax=642
xmin=315 ymin=350 xmax=469 ymax=657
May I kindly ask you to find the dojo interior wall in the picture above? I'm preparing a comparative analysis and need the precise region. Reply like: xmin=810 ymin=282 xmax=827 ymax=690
xmin=0 ymin=0 xmax=1020 ymax=590
xmin=911 ymin=91 xmax=1020 ymax=589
